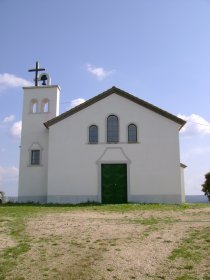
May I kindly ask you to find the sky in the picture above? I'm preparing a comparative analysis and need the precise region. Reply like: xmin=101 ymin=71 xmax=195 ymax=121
xmin=0 ymin=0 xmax=210 ymax=197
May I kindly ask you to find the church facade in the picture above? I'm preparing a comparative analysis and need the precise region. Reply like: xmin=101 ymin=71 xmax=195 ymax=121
xmin=18 ymin=79 xmax=186 ymax=204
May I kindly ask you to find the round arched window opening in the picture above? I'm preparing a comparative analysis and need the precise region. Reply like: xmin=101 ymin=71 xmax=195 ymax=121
xmin=107 ymin=115 xmax=119 ymax=143
xmin=128 ymin=124 xmax=137 ymax=143
xmin=31 ymin=99 xmax=38 ymax=113
xmin=42 ymin=99 xmax=49 ymax=113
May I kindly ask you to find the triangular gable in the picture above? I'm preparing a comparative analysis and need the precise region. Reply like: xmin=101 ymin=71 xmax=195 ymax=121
xmin=44 ymin=86 xmax=186 ymax=129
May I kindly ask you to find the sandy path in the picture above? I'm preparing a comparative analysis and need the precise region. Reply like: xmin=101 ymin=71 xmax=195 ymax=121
xmin=5 ymin=208 xmax=210 ymax=280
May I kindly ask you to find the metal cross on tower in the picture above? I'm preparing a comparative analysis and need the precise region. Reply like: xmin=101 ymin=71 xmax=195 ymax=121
xmin=28 ymin=61 xmax=45 ymax=86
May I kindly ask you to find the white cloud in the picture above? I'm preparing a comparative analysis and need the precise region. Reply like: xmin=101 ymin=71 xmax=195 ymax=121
xmin=86 ymin=64 xmax=114 ymax=81
xmin=70 ymin=98 xmax=86 ymax=108
xmin=2 ymin=115 xmax=15 ymax=123
xmin=10 ymin=121 xmax=22 ymax=139
xmin=0 ymin=166 xmax=18 ymax=183
xmin=178 ymin=114 xmax=210 ymax=136
xmin=0 ymin=73 xmax=32 ymax=92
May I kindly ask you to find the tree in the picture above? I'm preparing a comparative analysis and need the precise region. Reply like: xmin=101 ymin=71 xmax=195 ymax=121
xmin=0 ymin=191 xmax=5 ymax=204
xmin=201 ymin=172 xmax=210 ymax=202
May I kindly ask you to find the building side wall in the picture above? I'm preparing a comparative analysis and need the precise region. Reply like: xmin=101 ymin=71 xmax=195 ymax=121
xmin=180 ymin=166 xmax=186 ymax=203
xmin=47 ymin=93 xmax=182 ymax=204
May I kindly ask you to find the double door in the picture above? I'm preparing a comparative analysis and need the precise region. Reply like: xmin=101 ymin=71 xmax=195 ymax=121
xmin=101 ymin=164 xmax=127 ymax=204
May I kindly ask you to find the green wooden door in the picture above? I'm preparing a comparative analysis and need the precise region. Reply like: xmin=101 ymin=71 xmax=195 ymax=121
xmin=101 ymin=164 xmax=127 ymax=204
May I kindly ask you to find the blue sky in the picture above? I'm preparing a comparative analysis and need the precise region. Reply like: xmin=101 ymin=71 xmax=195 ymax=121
xmin=0 ymin=0 xmax=210 ymax=197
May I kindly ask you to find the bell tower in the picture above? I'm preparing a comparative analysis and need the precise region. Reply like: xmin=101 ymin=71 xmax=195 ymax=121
xmin=18 ymin=62 xmax=61 ymax=203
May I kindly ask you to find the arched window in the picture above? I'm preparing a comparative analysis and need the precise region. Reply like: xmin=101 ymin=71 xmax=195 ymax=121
xmin=31 ymin=99 xmax=38 ymax=113
xmin=128 ymin=124 xmax=137 ymax=143
xmin=42 ymin=99 xmax=49 ymax=113
xmin=107 ymin=115 xmax=119 ymax=143
xmin=89 ymin=125 xmax=98 ymax=144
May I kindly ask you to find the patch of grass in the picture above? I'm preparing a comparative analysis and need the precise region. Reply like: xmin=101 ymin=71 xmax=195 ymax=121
xmin=130 ymin=216 xmax=177 ymax=228
xmin=175 ymin=275 xmax=199 ymax=280
xmin=169 ymin=227 xmax=210 ymax=262
xmin=165 ymin=227 xmax=210 ymax=280
xmin=107 ymin=267 xmax=114 ymax=272
xmin=133 ymin=217 xmax=159 ymax=225
xmin=2 ymin=202 xmax=209 ymax=212
xmin=0 ymin=206 xmax=48 ymax=279
xmin=142 ymin=232 xmax=149 ymax=237
xmin=3 ymin=242 xmax=30 ymax=259
xmin=169 ymin=247 xmax=201 ymax=261
xmin=126 ymin=216 xmax=174 ymax=240
xmin=140 ymin=225 xmax=159 ymax=239
xmin=183 ymin=265 xmax=193 ymax=270
xmin=0 ymin=242 xmax=31 ymax=278
xmin=90 ymin=203 xmax=210 ymax=213
xmin=12 ymin=277 xmax=25 ymax=280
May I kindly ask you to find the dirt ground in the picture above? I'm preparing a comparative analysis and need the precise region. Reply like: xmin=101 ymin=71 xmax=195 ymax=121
xmin=2 ymin=207 xmax=210 ymax=280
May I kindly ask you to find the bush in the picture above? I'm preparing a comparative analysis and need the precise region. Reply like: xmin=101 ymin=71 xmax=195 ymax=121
xmin=0 ymin=191 xmax=5 ymax=204
xmin=201 ymin=172 xmax=210 ymax=202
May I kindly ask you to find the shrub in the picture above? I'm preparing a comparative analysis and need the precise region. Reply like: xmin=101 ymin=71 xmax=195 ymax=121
xmin=201 ymin=172 xmax=210 ymax=202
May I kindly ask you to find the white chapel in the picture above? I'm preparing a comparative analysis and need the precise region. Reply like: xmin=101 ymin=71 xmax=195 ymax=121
xmin=18 ymin=63 xmax=186 ymax=204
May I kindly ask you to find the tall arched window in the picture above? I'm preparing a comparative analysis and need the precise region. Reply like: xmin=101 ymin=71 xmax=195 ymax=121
xmin=42 ymin=99 xmax=49 ymax=113
xmin=31 ymin=99 xmax=38 ymax=113
xmin=128 ymin=124 xmax=137 ymax=143
xmin=89 ymin=125 xmax=98 ymax=144
xmin=107 ymin=115 xmax=119 ymax=143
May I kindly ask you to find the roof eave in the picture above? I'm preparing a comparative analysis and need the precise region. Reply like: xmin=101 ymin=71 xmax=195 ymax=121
xmin=44 ymin=86 xmax=186 ymax=129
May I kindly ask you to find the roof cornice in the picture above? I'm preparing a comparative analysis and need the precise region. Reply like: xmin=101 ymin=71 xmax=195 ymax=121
xmin=23 ymin=85 xmax=61 ymax=91
xmin=44 ymin=86 xmax=186 ymax=129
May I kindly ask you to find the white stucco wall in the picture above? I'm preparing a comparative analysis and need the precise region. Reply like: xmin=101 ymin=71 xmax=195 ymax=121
xmin=18 ymin=86 xmax=60 ymax=202
xmin=180 ymin=165 xmax=186 ymax=203
xmin=47 ymin=93 xmax=183 ymax=204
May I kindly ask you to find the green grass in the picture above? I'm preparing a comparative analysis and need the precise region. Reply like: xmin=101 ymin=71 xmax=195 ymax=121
xmin=0 ymin=207 xmax=39 ymax=278
xmin=2 ymin=202 xmax=209 ymax=212
xmin=169 ymin=227 xmax=210 ymax=262
xmin=184 ymin=265 xmax=194 ymax=270
xmin=169 ymin=247 xmax=202 ymax=261
xmin=0 ymin=205 xmax=60 ymax=279
xmin=168 ymin=226 xmax=210 ymax=280
xmin=175 ymin=275 xmax=199 ymax=280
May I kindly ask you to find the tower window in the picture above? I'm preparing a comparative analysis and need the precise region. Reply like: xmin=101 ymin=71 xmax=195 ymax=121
xmin=31 ymin=99 xmax=38 ymax=113
xmin=42 ymin=99 xmax=49 ymax=113
xmin=107 ymin=115 xmax=119 ymax=143
xmin=128 ymin=124 xmax=137 ymax=143
xmin=31 ymin=150 xmax=40 ymax=165
xmin=89 ymin=125 xmax=98 ymax=144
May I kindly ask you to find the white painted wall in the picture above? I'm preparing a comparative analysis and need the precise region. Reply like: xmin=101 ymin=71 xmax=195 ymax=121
xmin=47 ymin=93 xmax=183 ymax=204
xmin=180 ymin=165 xmax=186 ymax=203
xmin=18 ymin=86 xmax=60 ymax=202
